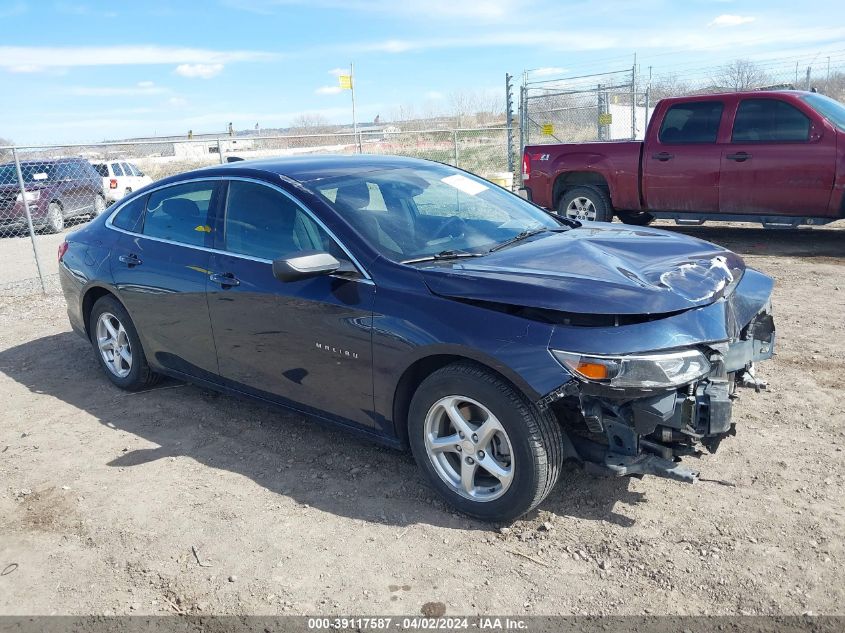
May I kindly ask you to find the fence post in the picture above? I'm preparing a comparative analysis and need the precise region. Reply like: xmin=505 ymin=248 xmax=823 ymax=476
xmin=217 ymin=138 xmax=225 ymax=164
xmin=12 ymin=148 xmax=48 ymax=295
xmin=453 ymin=130 xmax=460 ymax=168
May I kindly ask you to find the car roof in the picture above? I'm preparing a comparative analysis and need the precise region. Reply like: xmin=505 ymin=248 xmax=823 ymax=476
xmin=206 ymin=154 xmax=438 ymax=183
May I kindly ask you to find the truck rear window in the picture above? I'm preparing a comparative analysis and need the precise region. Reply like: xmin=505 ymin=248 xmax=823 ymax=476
xmin=659 ymin=101 xmax=724 ymax=144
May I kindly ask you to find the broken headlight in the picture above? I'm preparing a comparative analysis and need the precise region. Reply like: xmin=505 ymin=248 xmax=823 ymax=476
xmin=551 ymin=348 xmax=711 ymax=389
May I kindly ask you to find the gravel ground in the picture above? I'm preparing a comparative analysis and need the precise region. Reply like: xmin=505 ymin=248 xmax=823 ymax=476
xmin=0 ymin=223 xmax=843 ymax=617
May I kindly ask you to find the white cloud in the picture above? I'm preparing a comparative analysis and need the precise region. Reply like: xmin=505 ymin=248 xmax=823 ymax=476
xmin=328 ymin=67 xmax=347 ymax=76
xmin=531 ymin=66 xmax=567 ymax=77
xmin=316 ymin=85 xmax=343 ymax=95
xmin=709 ymin=14 xmax=756 ymax=28
xmin=167 ymin=97 xmax=189 ymax=108
xmin=175 ymin=63 xmax=224 ymax=79
xmin=0 ymin=45 xmax=274 ymax=71
xmin=137 ymin=80 xmax=155 ymax=88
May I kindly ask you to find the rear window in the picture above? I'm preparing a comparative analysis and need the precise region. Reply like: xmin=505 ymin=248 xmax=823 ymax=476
xmin=92 ymin=163 xmax=108 ymax=177
xmin=659 ymin=101 xmax=724 ymax=144
xmin=111 ymin=195 xmax=147 ymax=232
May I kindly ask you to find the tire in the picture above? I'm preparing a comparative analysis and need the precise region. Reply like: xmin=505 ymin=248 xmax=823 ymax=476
xmin=557 ymin=185 xmax=612 ymax=222
xmin=408 ymin=362 xmax=564 ymax=522
xmin=617 ymin=211 xmax=655 ymax=226
xmin=89 ymin=295 xmax=161 ymax=391
xmin=44 ymin=202 xmax=64 ymax=234
xmin=92 ymin=194 xmax=107 ymax=217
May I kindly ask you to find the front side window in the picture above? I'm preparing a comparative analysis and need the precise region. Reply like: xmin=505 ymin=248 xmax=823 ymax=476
xmin=111 ymin=163 xmax=125 ymax=177
xmin=142 ymin=181 xmax=215 ymax=246
xmin=223 ymin=180 xmax=334 ymax=261
xmin=306 ymin=163 xmax=562 ymax=262
xmin=732 ymin=99 xmax=811 ymax=142
xmin=659 ymin=101 xmax=724 ymax=144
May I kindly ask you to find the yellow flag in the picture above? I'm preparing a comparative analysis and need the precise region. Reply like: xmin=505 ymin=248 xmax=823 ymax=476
xmin=338 ymin=75 xmax=352 ymax=90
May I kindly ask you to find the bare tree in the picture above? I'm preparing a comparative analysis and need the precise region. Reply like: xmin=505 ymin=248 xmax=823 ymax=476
xmin=288 ymin=113 xmax=332 ymax=135
xmin=0 ymin=137 xmax=13 ymax=161
xmin=715 ymin=59 xmax=768 ymax=91
xmin=648 ymin=73 xmax=691 ymax=100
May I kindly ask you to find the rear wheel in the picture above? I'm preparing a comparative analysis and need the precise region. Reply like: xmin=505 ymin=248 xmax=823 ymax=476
xmin=557 ymin=186 xmax=612 ymax=222
xmin=618 ymin=210 xmax=655 ymax=226
xmin=44 ymin=202 xmax=64 ymax=233
xmin=89 ymin=295 xmax=160 ymax=391
xmin=408 ymin=362 xmax=564 ymax=522
xmin=92 ymin=194 xmax=107 ymax=217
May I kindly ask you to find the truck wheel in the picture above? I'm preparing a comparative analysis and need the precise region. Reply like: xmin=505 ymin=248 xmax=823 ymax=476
xmin=408 ymin=362 xmax=564 ymax=522
xmin=617 ymin=211 xmax=654 ymax=226
xmin=558 ymin=186 xmax=612 ymax=222
xmin=44 ymin=202 xmax=64 ymax=233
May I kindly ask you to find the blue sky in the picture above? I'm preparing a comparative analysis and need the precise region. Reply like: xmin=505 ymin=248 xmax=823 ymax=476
xmin=1 ymin=0 xmax=843 ymax=144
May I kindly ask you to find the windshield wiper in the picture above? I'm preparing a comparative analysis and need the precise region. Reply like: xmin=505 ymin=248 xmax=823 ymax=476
xmin=401 ymin=250 xmax=486 ymax=265
xmin=489 ymin=227 xmax=563 ymax=253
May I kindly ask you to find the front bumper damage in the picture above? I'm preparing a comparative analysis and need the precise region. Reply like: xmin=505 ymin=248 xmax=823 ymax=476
xmin=540 ymin=300 xmax=776 ymax=483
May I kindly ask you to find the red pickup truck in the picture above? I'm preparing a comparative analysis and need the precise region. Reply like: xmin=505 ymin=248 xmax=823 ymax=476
xmin=521 ymin=90 xmax=845 ymax=228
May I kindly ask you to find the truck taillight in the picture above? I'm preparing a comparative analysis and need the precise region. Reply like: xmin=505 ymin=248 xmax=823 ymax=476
xmin=109 ymin=179 xmax=118 ymax=189
xmin=58 ymin=241 xmax=69 ymax=262
xmin=522 ymin=153 xmax=530 ymax=180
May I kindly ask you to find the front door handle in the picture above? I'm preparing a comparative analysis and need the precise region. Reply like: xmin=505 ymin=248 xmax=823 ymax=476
xmin=726 ymin=152 xmax=752 ymax=162
xmin=651 ymin=152 xmax=674 ymax=161
xmin=209 ymin=272 xmax=240 ymax=288
xmin=118 ymin=254 xmax=142 ymax=267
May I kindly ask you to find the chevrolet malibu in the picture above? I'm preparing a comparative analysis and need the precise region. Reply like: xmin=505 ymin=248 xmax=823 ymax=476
xmin=59 ymin=156 xmax=775 ymax=521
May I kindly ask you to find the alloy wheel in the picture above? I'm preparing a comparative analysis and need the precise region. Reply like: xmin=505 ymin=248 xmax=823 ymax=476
xmin=96 ymin=312 xmax=132 ymax=378
xmin=423 ymin=395 xmax=515 ymax=501
xmin=565 ymin=196 xmax=597 ymax=221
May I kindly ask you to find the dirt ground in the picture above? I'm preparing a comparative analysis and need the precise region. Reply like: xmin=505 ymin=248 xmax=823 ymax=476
xmin=0 ymin=223 xmax=843 ymax=617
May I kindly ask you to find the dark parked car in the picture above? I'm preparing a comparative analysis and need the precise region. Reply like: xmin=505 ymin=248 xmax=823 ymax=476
xmin=0 ymin=158 xmax=106 ymax=234
xmin=58 ymin=156 xmax=775 ymax=521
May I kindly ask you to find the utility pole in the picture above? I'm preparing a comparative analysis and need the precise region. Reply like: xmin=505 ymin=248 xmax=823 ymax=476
xmin=350 ymin=62 xmax=360 ymax=153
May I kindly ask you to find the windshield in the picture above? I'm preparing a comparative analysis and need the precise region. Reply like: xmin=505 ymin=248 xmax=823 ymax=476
xmin=304 ymin=163 xmax=563 ymax=262
xmin=802 ymin=93 xmax=845 ymax=132
xmin=0 ymin=163 xmax=55 ymax=186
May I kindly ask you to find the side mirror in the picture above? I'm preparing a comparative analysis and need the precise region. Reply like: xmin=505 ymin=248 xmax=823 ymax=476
xmin=272 ymin=251 xmax=341 ymax=282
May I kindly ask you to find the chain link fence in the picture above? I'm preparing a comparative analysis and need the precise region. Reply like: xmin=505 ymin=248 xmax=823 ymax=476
xmin=0 ymin=127 xmax=512 ymax=296
xmin=519 ymin=68 xmax=650 ymax=149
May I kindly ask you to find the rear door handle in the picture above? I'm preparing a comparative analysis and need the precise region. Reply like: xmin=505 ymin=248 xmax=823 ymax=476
xmin=118 ymin=254 xmax=142 ymax=267
xmin=651 ymin=152 xmax=674 ymax=161
xmin=726 ymin=152 xmax=752 ymax=162
xmin=209 ymin=272 xmax=240 ymax=288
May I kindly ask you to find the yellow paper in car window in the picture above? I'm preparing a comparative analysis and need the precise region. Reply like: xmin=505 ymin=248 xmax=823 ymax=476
xmin=441 ymin=174 xmax=488 ymax=196
xmin=194 ymin=225 xmax=212 ymax=233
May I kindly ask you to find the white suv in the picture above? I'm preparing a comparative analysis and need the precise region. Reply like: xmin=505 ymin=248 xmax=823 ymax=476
xmin=90 ymin=161 xmax=152 ymax=205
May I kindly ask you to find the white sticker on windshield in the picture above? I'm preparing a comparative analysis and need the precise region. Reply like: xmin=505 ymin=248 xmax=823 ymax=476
xmin=32 ymin=173 xmax=48 ymax=181
xmin=441 ymin=174 xmax=488 ymax=196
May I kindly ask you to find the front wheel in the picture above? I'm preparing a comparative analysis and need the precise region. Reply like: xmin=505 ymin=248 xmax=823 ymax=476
xmin=92 ymin=194 xmax=107 ymax=217
xmin=617 ymin=210 xmax=655 ymax=226
xmin=408 ymin=362 xmax=564 ymax=522
xmin=557 ymin=186 xmax=612 ymax=222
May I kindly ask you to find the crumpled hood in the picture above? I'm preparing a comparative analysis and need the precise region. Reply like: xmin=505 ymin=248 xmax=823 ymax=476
xmin=417 ymin=224 xmax=745 ymax=315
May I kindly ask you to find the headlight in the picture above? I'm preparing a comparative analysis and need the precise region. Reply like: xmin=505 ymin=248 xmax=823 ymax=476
xmin=551 ymin=348 xmax=711 ymax=389
xmin=15 ymin=190 xmax=40 ymax=203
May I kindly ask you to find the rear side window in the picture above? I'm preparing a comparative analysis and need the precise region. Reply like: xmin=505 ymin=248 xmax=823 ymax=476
xmin=121 ymin=162 xmax=134 ymax=175
xmin=659 ymin=101 xmax=724 ymax=144
xmin=111 ymin=195 xmax=147 ymax=232
xmin=732 ymin=99 xmax=810 ymax=142
xmin=126 ymin=163 xmax=141 ymax=176
xmin=92 ymin=163 xmax=108 ymax=177
xmin=223 ymin=180 xmax=331 ymax=261
xmin=142 ymin=181 xmax=216 ymax=246
xmin=111 ymin=163 xmax=125 ymax=177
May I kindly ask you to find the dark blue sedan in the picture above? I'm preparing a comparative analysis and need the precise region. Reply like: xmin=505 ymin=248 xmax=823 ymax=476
xmin=59 ymin=155 xmax=775 ymax=521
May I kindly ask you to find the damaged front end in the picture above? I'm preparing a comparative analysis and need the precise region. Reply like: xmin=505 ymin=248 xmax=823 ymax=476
xmin=539 ymin=270 xmax=776 ymax=483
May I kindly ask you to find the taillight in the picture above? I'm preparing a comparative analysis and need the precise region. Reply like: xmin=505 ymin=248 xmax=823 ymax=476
xmin=522 ymin=152 xmax=530 ymax=181
xmin=58 ymin=241 xmax=69 ymax=262
xmin=109 ymin=179 xmax=118 ymax=189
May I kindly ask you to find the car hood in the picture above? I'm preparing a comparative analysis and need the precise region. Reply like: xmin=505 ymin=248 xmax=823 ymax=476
xmin=417 ymin=224 xmax=745 ymax=316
